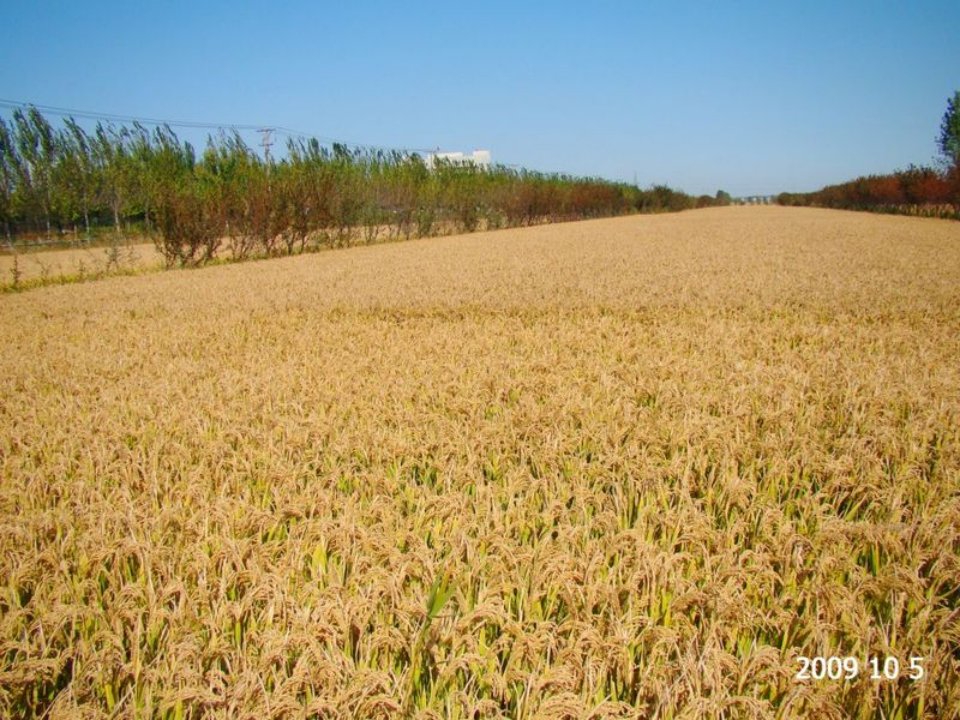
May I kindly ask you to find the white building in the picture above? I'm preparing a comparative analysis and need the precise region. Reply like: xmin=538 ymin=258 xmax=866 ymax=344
xmin=424 ymin=149 xmax=491 ymax=170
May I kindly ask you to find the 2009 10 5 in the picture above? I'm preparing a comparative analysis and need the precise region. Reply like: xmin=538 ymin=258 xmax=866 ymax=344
xmin=795 ymin=656 xmax=924 ymax=681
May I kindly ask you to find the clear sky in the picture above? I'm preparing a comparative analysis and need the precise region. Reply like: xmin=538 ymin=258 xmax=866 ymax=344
xmin=1 ymin=1 xmax=958 ymax=196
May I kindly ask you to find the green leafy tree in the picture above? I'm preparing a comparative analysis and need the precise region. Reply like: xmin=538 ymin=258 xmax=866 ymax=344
xmin=0 ymin=118 xmax=17 ymax=241
xmin=92 ymin=123 xmax=130 ymax=235
xmin=54 ymin=118 xmax=98 ymax=237
xmin=938 ymin=90 xmax=960 ymax=168
xmin=939 ymin=91 xmax=960 ymax=205
xmin=135 ymin=124 xmax=195 ymax=235
xmin=13 ymin=108 xmax=58 ymax=237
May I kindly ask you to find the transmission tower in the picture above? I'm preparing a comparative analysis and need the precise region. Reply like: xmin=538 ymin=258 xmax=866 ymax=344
xmin=258 ymin=127 xmax=274 ymax=165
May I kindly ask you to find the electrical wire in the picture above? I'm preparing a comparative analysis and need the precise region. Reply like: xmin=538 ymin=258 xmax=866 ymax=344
xmin=0 ymin=97 xmax=436 ymax=154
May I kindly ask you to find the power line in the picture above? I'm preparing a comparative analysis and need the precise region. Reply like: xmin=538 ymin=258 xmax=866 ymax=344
xmin=0 ymin=97 xmax=434 ymax=154
xmin=270 ymin=126 xmax=433 ymax=154
xmin=0 ymin=97 xmax=259 ymax=130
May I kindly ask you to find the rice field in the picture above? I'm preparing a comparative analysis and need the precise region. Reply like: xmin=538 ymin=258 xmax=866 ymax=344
xmin=1 ymin=205 xmax=959 ymax=719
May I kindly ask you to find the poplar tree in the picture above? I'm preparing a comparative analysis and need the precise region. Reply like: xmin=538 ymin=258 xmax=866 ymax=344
xmin=938 ymin=90 xmax=960 ymax=169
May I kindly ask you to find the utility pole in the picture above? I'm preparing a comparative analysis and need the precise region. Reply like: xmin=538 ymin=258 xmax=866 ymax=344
xmin=258 ymin=127 xmax=274 ymax=167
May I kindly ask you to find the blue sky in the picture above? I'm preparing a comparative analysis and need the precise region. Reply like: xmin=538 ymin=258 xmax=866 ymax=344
xmin=1 ymin=1 xmax=958 ymax=196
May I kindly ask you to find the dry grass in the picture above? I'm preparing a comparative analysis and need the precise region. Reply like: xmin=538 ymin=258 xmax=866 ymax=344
xmin=0 ymin=242 xmax=162 ymax=286
xmin=1 ymin=206 xmax=959 ymax=718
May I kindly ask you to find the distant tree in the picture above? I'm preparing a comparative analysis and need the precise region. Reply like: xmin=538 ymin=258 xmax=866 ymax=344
xmin=939 ymin=91 xmax=960 ymax=205
xmin=56 ymin=118 xmax=98 ymax=237
xmin=897 ymin=165 xmax=949 ymax=205
xmin=13 ymin=108 xmax=58 ymax=237
xmin=92 ymin=123 xmax=132 ymax=235
xmin=938 ymin=90 xmax=960 ymax=169
xmin=0 ymin=118 xmax=16 ymax=240
xmin=715 ymin=189 xmax=731 ymax=206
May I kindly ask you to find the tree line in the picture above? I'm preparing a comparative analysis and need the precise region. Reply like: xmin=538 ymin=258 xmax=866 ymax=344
xmin=776 ymin=92 xmax=960 ymax=219
xmin=0 ymin=107 xmax=716 ymax=266
xmin=776 ymin=166 xmax=959 ymax=218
